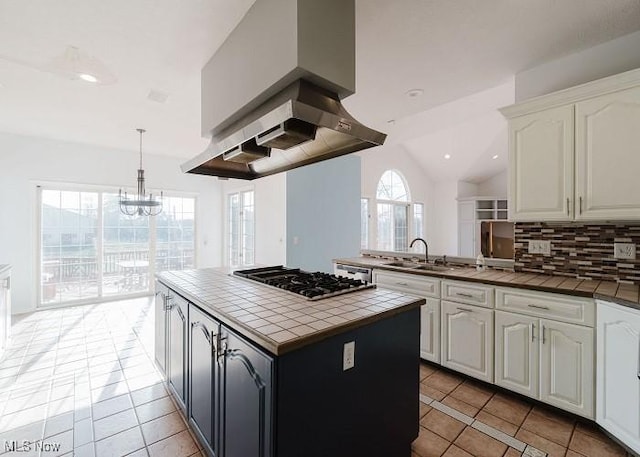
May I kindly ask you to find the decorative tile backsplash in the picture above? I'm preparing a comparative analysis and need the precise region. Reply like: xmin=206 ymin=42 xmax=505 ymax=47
xmin=514 ymin=223 xmax=640 ymax=283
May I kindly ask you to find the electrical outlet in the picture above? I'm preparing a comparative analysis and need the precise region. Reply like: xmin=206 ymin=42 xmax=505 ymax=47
xmin=528 ymin=240 xmax=551 ymax=256
xmin=614 ymin=242 xmax=636 ymax=260
xmin=343 ymin=341 xmax=355 ymax=371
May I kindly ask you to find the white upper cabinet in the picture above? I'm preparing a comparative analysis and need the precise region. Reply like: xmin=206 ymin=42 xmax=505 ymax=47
xmin=501 ymin=68 xmax=640 ymax=222
xmin=575 ymin=86 xmax=640 ymax=220
xmin=508 ymin=106 xmax=574 ymax=221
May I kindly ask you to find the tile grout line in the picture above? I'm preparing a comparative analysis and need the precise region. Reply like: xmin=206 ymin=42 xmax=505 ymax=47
xmin=420 ymin=391 xmax=546 ymax=457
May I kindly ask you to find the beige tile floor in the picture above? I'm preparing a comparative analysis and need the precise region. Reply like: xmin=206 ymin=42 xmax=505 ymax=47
xmin=413 ymin=364 xmax=632 ymax=457
xmin=0 ymin=297 xmax=633 ymax=457
xmin=0 ymin=297 xmax=203 ymax=457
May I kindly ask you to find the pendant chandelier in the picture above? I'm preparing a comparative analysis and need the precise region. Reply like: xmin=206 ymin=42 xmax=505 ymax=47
xmin=119 ymin=128 xmax=163 ymax=216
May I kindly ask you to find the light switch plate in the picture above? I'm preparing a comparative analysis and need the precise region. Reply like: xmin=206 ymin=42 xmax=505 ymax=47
xmin=614 ymin=242 xmax=636 ymax=260
xmin=343 ymin=341 xmax=355 ymax=371
xmin=528 ymin=240 xmax=551 ymax=256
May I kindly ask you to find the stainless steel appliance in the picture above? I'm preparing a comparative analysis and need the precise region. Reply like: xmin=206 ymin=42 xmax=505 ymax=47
xmin=333 ymin=263 xmax=373 ymax=283
xmin=233 ymin=266 xmax=374 ymax=300
xmin=182 ymin=0 xmax=386 ymax=180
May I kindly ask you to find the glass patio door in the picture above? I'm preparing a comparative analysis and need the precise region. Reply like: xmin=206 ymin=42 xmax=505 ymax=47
xmin=41 ymin=190 xmax=100 ymax=305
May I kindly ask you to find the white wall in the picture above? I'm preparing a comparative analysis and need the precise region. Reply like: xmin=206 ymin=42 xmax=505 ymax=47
xmin=476 ymin=170 xmax=507 ymax=197
xmin=0 ymin=132 xmax=223 ymax=314
xmin=516 ymin=30 xmax=640 ymax=101
xmin=430 ymin=181 xmax=458 ymax=256
xmin=222 ymin=173 xmax=287 ymax=266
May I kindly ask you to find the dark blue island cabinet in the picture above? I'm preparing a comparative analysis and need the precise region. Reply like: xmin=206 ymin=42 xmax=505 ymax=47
xmin=155 ymin=282 xmax=420 ymax=457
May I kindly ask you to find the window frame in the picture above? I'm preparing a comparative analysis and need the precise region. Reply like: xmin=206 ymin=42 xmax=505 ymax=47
xmin=226 ymin=187 xmax=255 ymax=268
xmin=36 ymin=182 xmax=198 ymax=309
xmin=371 ymin=170 xmax=425 ymax=252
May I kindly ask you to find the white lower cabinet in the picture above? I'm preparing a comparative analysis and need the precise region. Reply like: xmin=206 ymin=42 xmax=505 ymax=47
xmin=420 ymin=298 xmax=440 ymax=363
xmin=597 ymin=300 xmax=640 ymax=454
xmin=495 ymin=308 xmax=594 ymax=419
xmin=540 ymin=319 xmax=594 ymax=417
xmin=441 ymin=300 xmax=494 ymax=383
xmin=495 ymin=311 xmax=539 ymax=398
xmin=373 ymin=270 xmax=441 ymax=363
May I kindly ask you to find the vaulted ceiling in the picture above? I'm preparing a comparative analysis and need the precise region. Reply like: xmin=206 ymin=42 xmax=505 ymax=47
xmin=0 ymin=0 xmax=639 ymax=182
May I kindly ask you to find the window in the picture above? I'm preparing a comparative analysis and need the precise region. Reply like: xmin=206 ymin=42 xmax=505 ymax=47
xmin=39 ymin=187 xmax=196 ymax=306
xmin=360 ymin=198 xmax=369 ymax=249
xmin=156 ymin=197 xmax=196 ymax=272
xmin=228 ymin=190 xmax=255 ymax=267
xmin=412 ymin=203 xmax=425 ymax=252
xmin=376 ymin=171 xmax=409 ymax=251
xmin=373 ymin=171 xmax=425 ymax=252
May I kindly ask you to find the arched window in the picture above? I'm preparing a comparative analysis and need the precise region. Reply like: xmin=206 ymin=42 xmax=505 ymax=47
xmin=376 ymin=170 xmax=409 ymax=202
xmin=376 ymin=170 xmax=412 ymax=251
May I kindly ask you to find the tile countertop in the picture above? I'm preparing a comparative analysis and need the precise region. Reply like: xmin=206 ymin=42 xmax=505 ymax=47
xmin=157 ymin=268 xmax=425 ymax=356
xmin=334 ymin=256 xmax=640 ymax=311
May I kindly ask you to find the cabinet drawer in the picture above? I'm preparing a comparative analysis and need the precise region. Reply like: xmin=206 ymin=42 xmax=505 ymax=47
xmin=442 ymin=280 xmax=494 ymax=308
xmin=373 ymin=270 xmax=440 ymax=298
xmin=496 ymin=287 xmax=594 ymax=327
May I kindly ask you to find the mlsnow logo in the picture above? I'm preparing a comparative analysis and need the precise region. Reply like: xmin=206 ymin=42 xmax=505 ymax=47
xmin=3 ymin=440 xmax=62 ymax=453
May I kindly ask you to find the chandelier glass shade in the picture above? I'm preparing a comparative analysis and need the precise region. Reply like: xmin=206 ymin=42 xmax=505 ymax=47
xmin=119 ymin=129 xmax=163 ymax=216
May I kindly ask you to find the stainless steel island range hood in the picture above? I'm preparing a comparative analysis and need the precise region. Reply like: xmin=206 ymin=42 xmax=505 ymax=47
xmin=181 ymin=0 xmax=386 ymax=180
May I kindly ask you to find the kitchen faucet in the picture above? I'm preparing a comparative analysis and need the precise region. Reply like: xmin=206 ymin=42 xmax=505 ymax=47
xmin=409 ymin=238 xmax=429 ymax=264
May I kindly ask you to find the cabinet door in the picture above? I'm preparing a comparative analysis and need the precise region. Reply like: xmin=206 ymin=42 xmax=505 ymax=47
xmin=189 ymin=305 xmax=220 ymax=456
xmin=167 ymin=293 xmax=188 ymax=411
xmin=597 ymin=301 xmax=640 ymax=455
xmin=508 ymin=105 xmax=574 ymax=221
xmin=220 ymin=327 xmax=273 ymax=457
xmin=441 ymin=301 xmax=494 ymax=383
xmin=540 ymin=319 xmax=594 ymax=418
xmin=458 ymin=202 xmax=476 ymax=257
xmin=495 ymin=311 xmax=538 ymax=399
xmin=154 ymin=281 xmax=168 ymax=376
xmin=420 ymin=298 xmax=440 ymax=363
xmin=575 ymin=86 xmax=640 ymax=220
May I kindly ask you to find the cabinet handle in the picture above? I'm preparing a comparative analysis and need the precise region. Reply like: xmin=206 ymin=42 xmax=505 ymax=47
xmin=396 ymin=282 xmax=409 ymax=286
xmin=579 ymin=196 xmax=583 ymax=215
xmin=531 ymin=323 xmax=535 ymax=342
xmin=457 ymin=307 xmax=474 ymax=313
xmin=566 ymin=198 xmax=570 ymax=216
xmin=212 ymin=331 xmax=219 ymax=358
xmin=542 ymin=324 xmax=546 ymax=344
xmin=456 ymin=292 xmax=474 ymax=298
xmin=527 ymin=304 xmax=550 ymax=310
xmin=216 ymin=335 xmax=228 ymax=364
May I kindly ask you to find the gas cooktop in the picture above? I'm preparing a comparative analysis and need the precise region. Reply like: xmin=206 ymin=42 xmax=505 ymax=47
xmin=232 ymin=266 xmax=375 ymax=300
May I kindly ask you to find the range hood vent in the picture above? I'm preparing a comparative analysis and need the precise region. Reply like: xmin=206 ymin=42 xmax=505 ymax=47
xmin=182 ymin=0 xmax=386 ymax=180
xmin=182 ymin=80 xmax=386 ymax=180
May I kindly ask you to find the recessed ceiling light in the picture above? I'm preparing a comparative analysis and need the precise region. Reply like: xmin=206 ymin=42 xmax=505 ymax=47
xmin=444 ymin=154 xmax=451 ymax=160
xmin=492 ymin=154 xmax=499 ymax=160
xmin=406 ymin=88 xmax=424 ymax=98
xmin=78 ymin=73 xmax=98 ymax=83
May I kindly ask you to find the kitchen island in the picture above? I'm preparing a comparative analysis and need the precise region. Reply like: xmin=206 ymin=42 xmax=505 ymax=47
xmin=155 ymin=268 xmax=424 ymax=457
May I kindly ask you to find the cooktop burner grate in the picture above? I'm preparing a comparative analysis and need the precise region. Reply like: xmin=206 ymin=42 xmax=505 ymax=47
xmin=232 ymin=266 xmax=375 ymax=300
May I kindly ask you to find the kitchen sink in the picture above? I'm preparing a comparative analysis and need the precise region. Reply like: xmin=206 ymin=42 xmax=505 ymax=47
xmin=384 ymin=261 xmax=454 ymax=272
